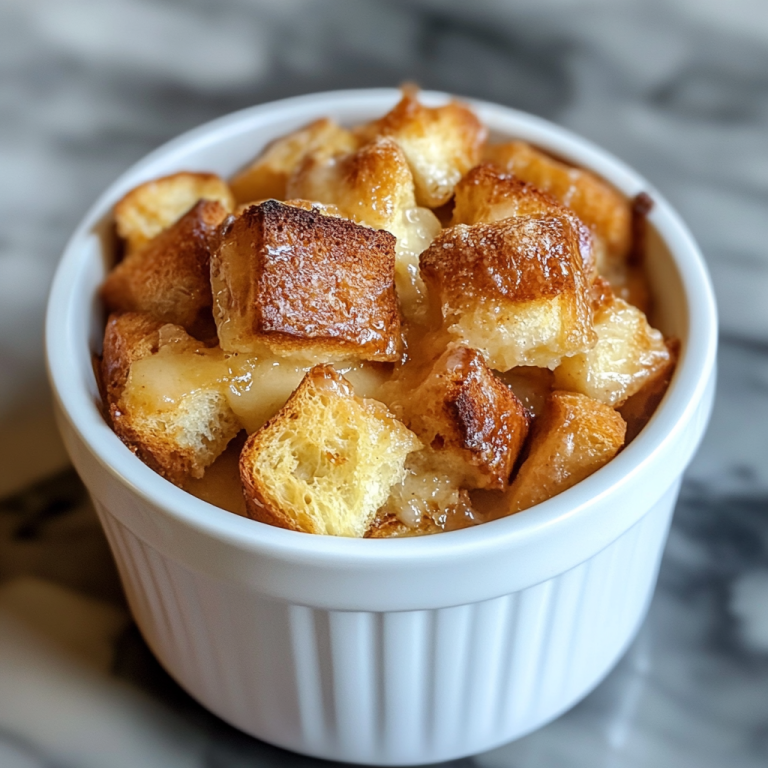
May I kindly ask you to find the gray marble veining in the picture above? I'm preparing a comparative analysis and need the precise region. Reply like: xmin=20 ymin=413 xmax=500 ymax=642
xmin=1 ymin=0 xmax=768 ymax=765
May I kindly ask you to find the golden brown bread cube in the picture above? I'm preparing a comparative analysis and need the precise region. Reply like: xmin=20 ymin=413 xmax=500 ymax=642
xmin=230 ymin=118 xmax=358 ymax=204
xmin=553 ymin=280 xmax=672 ymax=407
xmin=101 ymin=312 xmax=240 ymax=486
xmin=211 ymin=200 xmax=401 ymax=360
xmin=398 ymin=346 xmax=530 ymax=490
xmin=451 ymin=163 xmax=597 ymax=279
xmin=102 ymin=200 xmax=228 ymax=339
xmin=240 ymin=366 xmax=421 ymax=537
xmin=288 ymin=136 xmax=414 ymax=230
xmin=484 ymin=141 xmax=631 ymax=266
xmin=114 ymin=171 xmax=234 ymax=254
xmin=503 ymin=391 xmax=627 ymax=514
xmin=420 ymin=217 xmax=596 ymax=371
xmin=355 ymin=89 xmax=487 ymax=207
xmin=288 ymin=136 xmax=441 ymax=319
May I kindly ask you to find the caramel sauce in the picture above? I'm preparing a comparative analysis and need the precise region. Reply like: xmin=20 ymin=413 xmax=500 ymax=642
xmin=124 ymin=346 xmax=229 ymax=414
xmin=391 ymin=206 xmax=442 ymax=321
xmin=380 ymin=454 xmax=483 ymax=533
xmin=496 ymin=366 xmax=554 ymax=418
xmin=123 ymin=339 xmax=391 ymax=435
xmin=225 ymin=354 xmax=312 ymax=432
xmin=186 ymin=435 xmax=247 ymax=515
xmin=226 ymin=354 xmax=390 ymax=433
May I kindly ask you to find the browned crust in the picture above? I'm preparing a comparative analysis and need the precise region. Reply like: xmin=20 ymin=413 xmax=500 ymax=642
xmin=217 ymin=200 xmax=402 ymax=360
xmin=357 ymin=87 xmax=484 ymax=146
xmin=113 ymin=171 xmax=233 ymax=253
xmin=101 ymin=311 xmax=231 ymax=487
xmin=453 ymin=162 xmax=565 ymax=213
xmin=114 ymin=170 xmax=230 ymax=217
xmin=230 ymin=118 xmax=357 ymax=204
xmin=420 ymin=216 xmax=589 ymax=305
xmin=287 ymin=136 xmax=415 ymax=230
xmin=504 ymin=391 xmax=627 ymax=514
xmin=102 ymin=200 xmax=228 ymax=338
xmin=451 ymin=163 xmax=597 ymax=278
xmin=101 ymin=312 xmax=190 ymax=485
xmin=355 ymin=88 xmax=487 ymax=207
xmin=340 ymin=137 xmax=410 ymax=212
xmin=101 ymin=311 xmax=165 ymax=411
xmin=240 ymin=479 xmax=308 ymax=533
xmin=483 ymin=140 xmax=631 ymax=260
xmin=114 ymin=418 xmax=201 ymax=488
xmin=403 ymin=347 xmax=530 ymax=489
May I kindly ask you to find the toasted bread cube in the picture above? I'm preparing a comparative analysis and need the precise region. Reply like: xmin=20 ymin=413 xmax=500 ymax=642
xmin=230 ymin=118 xmax=357 ymax=204
xmin=553 ymin=282 xmax=672 ymax=407
xmin=102 ymin=200 xmax=228 ymax=338
xmin=102 ymin=312 xmax=240 ymax=486
xmin=114 ymin=172 xmax=234 ymax=254
xmin=484 ymin=141 xmax=631 ymax=265
xmin=451 ymin=163 xmax=597 ymax=279
xmin=356 ymin=89 xmax=487 ymax=207
xmin=504 ymin=391 xmax=626 ymax=514
xmin=288 ymin=136 xmax=415 ymax=230
xmin=287 ymin=136 xmax=441 ymax=319
xmin=211 ymin=200 xmax=401 ymax=360
xmin=240 ymin=366 xmax=421 ymax=536
xmin=420 ymin=218 xmax=596 ymax=371
xmin=618 ymin=341 xmax=678 ymax=443
xmin=399 ymin=346 xmax=530 ymax=490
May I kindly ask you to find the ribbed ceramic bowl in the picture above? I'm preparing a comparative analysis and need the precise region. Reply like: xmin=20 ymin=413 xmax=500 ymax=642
xmin=46 ymin=89 xmax=717 ymax=765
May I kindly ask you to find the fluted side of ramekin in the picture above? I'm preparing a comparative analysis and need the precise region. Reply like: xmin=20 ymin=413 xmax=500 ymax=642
xmin=91 ymin=482 xmax=677 ymax=765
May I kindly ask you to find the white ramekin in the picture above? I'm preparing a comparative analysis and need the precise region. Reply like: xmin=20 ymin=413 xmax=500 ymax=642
xmin=45 ymin=89 xmax=717 ymax=765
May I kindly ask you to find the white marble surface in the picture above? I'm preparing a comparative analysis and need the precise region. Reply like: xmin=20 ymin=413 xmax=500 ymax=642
xmin=2 ymin=0 xmax=768 ymax=765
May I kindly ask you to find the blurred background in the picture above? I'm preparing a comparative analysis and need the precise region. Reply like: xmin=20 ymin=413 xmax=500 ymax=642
xmin=1 ymin=1 xmax=768 ymax=766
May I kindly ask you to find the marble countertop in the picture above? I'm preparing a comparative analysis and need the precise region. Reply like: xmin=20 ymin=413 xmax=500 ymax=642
xmin=2 ymin=1 xmax=768 ymax=765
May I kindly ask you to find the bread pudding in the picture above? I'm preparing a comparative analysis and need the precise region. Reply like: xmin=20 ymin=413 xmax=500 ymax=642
xmin=99 ymin=88 xmax=676 ymax=537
